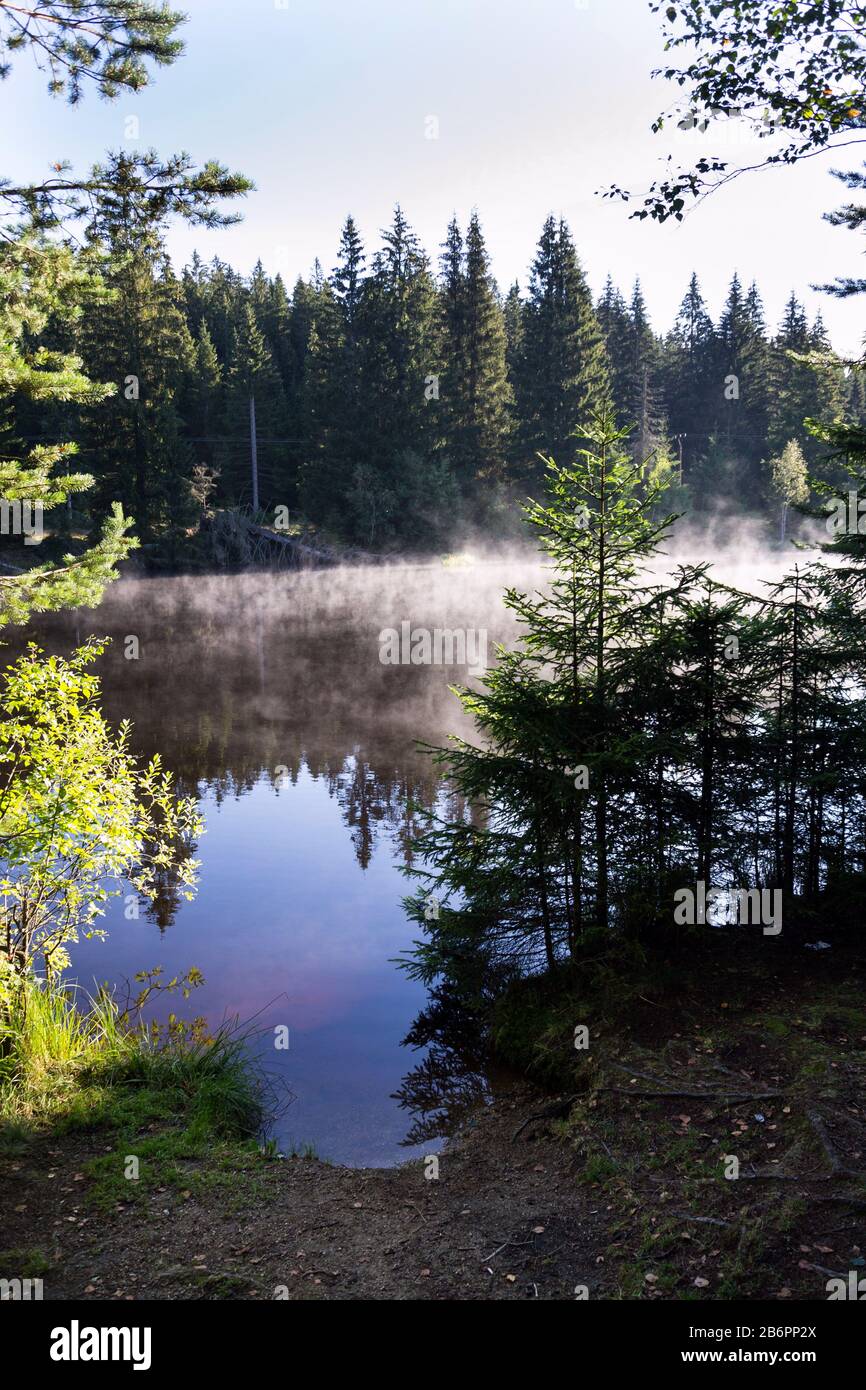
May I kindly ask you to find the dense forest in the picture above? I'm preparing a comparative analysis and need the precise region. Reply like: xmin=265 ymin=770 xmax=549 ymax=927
xmin=5 ymin=198 xmax=862 ymax=557
xmin=3 ymin=0 xmax=866 ymax=1324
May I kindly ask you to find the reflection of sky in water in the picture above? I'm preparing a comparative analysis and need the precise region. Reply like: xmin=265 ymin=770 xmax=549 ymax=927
xmin=70 ymin=771 xmax=434 ymax=1167
xmin=21 ymin=564 xmax=511 ymax=1169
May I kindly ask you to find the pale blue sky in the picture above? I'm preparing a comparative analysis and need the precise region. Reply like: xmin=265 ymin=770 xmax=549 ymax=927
xmin=3 ymin=0 xmax=863 ymax=352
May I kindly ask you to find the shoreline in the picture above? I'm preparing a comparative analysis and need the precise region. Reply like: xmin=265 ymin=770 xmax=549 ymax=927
xmin=3 ymin=937 xmax=865 ymax=1301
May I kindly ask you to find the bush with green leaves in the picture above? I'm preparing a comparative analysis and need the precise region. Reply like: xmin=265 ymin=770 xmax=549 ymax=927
xmin=0 ymin=638 xmax=202 ymax=994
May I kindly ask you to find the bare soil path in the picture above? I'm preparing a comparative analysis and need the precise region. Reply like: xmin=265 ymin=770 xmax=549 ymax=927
xmin=0 ymin=1084 xmax=610 ymax=1301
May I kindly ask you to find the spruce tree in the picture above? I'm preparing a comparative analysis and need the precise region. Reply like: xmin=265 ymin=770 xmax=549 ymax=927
xmin=437 ymin=213 xmax=511 ymax=494
xmin=768 ymin=294 xmax=844 ymax=465
xmin=182 ymin=320 xmax=223 ymax=473
xmin=596 ymin=275 xmax=631 ymax=425
xmin=77 ymin=235 xmax=195 ymax=540
xmin=503 ymin=281 xmax=524 ymax=380
xmin=662 ymin=272 xmax=715 ymax=480
xmin=515 ymin=216 xmax=610 ymax=492
xmin=715 ymin=273 xmax=771 ymax=506
xmin=249 ymin=261 xmax=292 ymax=389
xmin=404 ymin=409 xmax=679 ymax=988
xmin=463 ymin=212 xmax=511 ymax=484
xmin=348 ymin=206 xmax=443 ymax=544
xmin=622 ymin=280 xmax=669 ymax=466
xmin=298 ymin=219 xmax=367 ymax=531
xmin=438 ymin=214 xmax=466 ymax=474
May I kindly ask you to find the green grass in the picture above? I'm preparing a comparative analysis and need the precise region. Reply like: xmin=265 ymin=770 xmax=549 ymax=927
xmin=580 ymin=1152 xmax=618 ymax=1184
xmin=0 ymin=976 xmax=273 ymax=1203
xmin=0 ymin=1246 xmax=52 ymax=1278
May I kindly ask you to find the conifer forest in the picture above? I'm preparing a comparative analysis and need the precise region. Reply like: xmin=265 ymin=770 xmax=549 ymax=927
xmin=1 ymin=0 xmax=866 ymax=1349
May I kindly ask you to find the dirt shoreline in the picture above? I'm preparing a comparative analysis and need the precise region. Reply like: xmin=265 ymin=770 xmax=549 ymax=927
xmin=4 ymin=945 xmax=865 ymax=1302
xmin=1 ymin=1083 xmax=612 ymax=1301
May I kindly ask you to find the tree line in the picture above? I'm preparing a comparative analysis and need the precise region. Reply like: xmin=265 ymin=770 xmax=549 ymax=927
xmin=7 ymin=196 xmax=861 ymax=560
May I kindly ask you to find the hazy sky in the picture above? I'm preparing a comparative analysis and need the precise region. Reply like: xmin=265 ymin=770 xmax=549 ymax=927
xmin=3 ymin=0 xmax=863 ymax=353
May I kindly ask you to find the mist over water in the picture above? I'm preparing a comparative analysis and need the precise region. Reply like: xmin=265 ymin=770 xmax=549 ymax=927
xmin=15 ymin=530 xmax=818 ymax=1164
xmin=661 ymin=514 xmax=823 ymax=590
xmin=17 ymin=564 xmax=521 ymax=1165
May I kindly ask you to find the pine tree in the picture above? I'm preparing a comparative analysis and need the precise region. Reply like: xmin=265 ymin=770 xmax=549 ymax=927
xmin=437 ymin=213 xmax=511 ymax=494
xmin=515 ymin=216 xmax=610 ymax=492
xmin=0 ymin=232 xmax=135 ymax=623
xmin=0 ymin=2 xmax=185 ymax=103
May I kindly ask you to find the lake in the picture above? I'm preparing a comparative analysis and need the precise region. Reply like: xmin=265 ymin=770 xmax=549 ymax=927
xmin=19 ymin=561 xmax=527 ymax=1166
xmin=16 ymin=534 xmax=800 ymax=1164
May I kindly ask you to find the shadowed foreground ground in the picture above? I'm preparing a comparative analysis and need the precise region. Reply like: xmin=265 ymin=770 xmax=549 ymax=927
xmin=3 ymin=942 xmax=865 ymax=1301
xmin=1 ymin=1086 xmax=609 ymax=1300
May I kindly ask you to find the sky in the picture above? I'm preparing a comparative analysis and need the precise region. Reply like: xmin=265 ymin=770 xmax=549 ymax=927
xmin=2 ymin=0 xmax=863 ymax=353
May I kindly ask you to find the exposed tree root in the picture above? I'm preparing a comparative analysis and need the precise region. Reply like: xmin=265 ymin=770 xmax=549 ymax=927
xmin=807 ymin=1109 xmax=857 ymax=1179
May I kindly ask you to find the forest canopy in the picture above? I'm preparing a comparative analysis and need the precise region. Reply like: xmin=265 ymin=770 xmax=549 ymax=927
xmin=2 ymin=205 xmax=860 ymax=561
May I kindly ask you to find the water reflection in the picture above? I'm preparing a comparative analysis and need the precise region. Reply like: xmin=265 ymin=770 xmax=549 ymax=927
xmin=14 ymin=565 xmax=525 ymax=1164
xmin=393 ymin=984 xmax=495 ymax=1148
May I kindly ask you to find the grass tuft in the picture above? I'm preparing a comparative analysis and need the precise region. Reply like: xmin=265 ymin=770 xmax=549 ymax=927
xmin=0 ymin=976 xmax=279 ymax=1202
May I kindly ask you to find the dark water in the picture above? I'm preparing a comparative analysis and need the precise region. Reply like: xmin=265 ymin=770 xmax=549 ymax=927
xmin=20 ymin=563 xmax=526 ymax=1165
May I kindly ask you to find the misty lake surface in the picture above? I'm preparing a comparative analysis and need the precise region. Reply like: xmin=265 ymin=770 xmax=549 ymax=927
xmin=21 ymin=562 xmax=527 ymax=1166
xmin=19 ymin=538 xmax=800 ymax=1165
